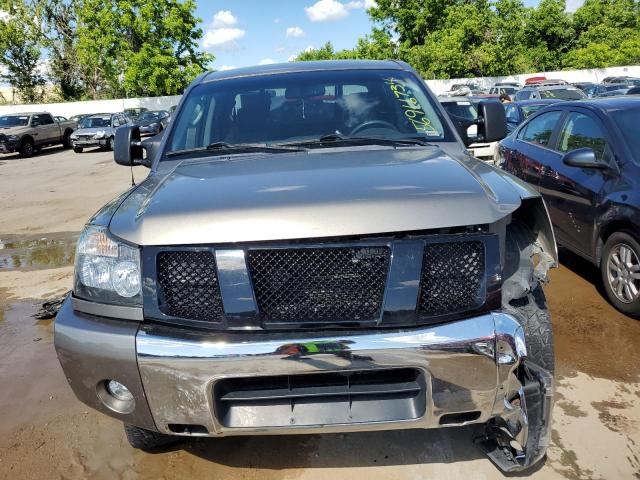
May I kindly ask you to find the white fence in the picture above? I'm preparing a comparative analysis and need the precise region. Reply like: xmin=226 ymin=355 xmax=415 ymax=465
xmin=425 ymin=65 xmax=640 ymax=95
xmin=0 ymin=94 xmax=182 ymax=118
xmin=0 ymin=64 xmax=639 ymax=116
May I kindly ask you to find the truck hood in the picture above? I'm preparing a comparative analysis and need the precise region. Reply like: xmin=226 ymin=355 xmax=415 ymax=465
xmin=0 ymin=126 xmax=30 ymax=135
xmin=109 ymin=146 xmax=526 ymax=245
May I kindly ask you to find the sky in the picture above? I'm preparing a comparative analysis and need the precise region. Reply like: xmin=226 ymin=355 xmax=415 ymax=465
xmin=195 ymin=0 xmax=585 ymax=71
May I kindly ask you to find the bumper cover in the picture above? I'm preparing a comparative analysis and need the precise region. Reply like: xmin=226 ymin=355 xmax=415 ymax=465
xmin=55 ymin=298 xmax=553 ymax=472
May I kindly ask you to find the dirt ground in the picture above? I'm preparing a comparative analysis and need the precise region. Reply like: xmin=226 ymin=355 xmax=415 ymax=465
xmin=0 ymin=147 xmax=639 ymax=480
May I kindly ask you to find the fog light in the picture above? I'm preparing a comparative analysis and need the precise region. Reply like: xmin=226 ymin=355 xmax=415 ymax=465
xmin=106 ymin=380 xmax=134 ymax=402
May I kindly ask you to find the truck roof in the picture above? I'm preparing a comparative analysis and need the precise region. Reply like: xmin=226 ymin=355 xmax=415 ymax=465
xmin=201 ymin=60 xmax=406 ymax=83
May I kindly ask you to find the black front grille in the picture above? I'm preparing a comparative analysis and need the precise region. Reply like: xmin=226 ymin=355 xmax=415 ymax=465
xmin=156 ymin=251 xmax=224 ymax=322
xmin=418 ymin=241 xmax=485 ymax=316
xmin=247 ymin=247 xmax=390 ymax=323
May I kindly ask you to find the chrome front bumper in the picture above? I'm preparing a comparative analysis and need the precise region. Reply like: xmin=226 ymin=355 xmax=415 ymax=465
xmin=55 ymin=299 xmax=552 ymax=473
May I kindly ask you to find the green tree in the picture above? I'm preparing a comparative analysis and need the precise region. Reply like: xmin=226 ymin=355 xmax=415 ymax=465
xmin=0 ymin=1 xmax=46 ymax=103
xmin=522 ymin=0 xmax=574 ymax=71
xmin=76 ymin=0 xmax=213 ymax=99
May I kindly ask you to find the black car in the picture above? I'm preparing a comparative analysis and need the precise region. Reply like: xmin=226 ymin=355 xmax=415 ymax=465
xmin=582 ymin=83 xmax=629 ymax=98
xmin=503 ymin=99 xmax=563 ymax=133
xmin=136 ymin=110 xmax=170 ymax=136
xmin=498 ymin=98 xmax=640 ymax=316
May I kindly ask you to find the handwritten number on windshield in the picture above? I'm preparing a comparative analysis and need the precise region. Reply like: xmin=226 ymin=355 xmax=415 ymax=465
xmin=384 ymin=77 xmax=439 ymax=136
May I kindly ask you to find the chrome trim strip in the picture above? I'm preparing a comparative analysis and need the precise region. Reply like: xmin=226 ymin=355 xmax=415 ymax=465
xmin=215 ymin=249 xmax=258 ymax=317
xmin=71 ymin=296 xmax=143 ymax=321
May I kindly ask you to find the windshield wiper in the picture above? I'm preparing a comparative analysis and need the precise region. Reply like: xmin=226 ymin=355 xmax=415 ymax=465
xmin=276 ymin=133 xmax=434 ymax=148
xmin=167 ymin=142 xmax=305 ymax=157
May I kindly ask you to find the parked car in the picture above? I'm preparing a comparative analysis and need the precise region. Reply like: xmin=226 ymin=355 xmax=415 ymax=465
xmin=627 ymin=86 xmax=640 ymax=95
xmin=597 ymin=86 xmax=632 ymax=97
xmin=54 ymin=60 xmax=557 ymax=474
xmin=602 ymin=76 xmax=640 ymax=86
xmin=69 ymin=113 xmax=130 ymax=152
xmin=0 ymin=112 xmax=76 ymax=157
xmin=498 ymin=97 xmax=640 ymax=316
xmin=440 ymin=83 xmax=484 ymax=97
xmin=515 ymin=84 xmax=586 ymax=101
xmin=135 ymin=110 xmax=170 ymax=136
xmin=439 ymin=96 xmax=502 ymax=162
xmin=69 ymin=113 xmax=90 ymax=123
xmin=488 ymin=84 xmax=518 ymax=100
xmin=582 ymin=83 xmax=629 ymax=98
xmin=571 ymin=82 xmax=595 ymax=92
xmin=504 ymin=99 xmax=564 ymax=133
xmin=124 ymin=107 xmax=148 ymax=118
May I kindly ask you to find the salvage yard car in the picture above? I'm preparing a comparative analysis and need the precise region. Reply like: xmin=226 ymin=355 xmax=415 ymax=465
xmin=504 ymin=99 xmax=563 ymax=133
xmin=498 ymin=97 xmax=640 ymax=316
xmin=0 ymin=112 xmax=76 ymax=157
xmin=135 ymin=110 xmax=171 ymax=136
xmin=70 ymin=113 xmax=131 ymax=152
xmin=55 ymin=60 xmax=557 ymax=473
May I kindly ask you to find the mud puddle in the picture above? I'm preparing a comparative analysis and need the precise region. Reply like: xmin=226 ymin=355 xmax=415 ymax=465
xmin=0 ymin=232 xmax=77 ymax=271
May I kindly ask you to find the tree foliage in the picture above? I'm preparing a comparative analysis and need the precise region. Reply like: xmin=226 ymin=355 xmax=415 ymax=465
xmin=297 ymin=0 xmax=640 ymax=78
xmin=0 ymin=0 xmax=213 ymax=102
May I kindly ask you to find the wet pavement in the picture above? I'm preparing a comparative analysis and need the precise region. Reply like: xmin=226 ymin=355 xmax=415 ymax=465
xmin=0 ymin=232 xmax=77 ymax=271
xmin=0 ymin=252 xmax=639 ymax=479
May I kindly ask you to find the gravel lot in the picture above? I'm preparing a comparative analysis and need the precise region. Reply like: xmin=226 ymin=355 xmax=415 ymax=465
xmin=0 ymin=147 xmax=639 ymax=480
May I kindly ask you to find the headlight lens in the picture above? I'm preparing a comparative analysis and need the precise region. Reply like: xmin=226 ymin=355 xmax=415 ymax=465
xmin=74 ymin=225 xmax=141 ymax=305
xmin=94 ymin=130 xmax=106 ymax=139
xmin=7 ymin=134 xmax=19 ymax=141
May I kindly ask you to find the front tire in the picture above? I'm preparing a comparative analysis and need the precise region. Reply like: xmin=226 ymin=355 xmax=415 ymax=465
xmin=508 ymin=284 xmax=555 ymax=373
xmin=19 ymin=138 xmax=34 ymax=157
xmin=124 ymin=424 xmax=179 ymax=451
xmin=105 ymin=136 xmax=113 ymax=151
xmin=73 ymin=146 xmax=83 ymax=153
xmin=62 ymin=131 xmax=72 ymax=149
xmin=601 ymin=231 xmax=640 ymax=317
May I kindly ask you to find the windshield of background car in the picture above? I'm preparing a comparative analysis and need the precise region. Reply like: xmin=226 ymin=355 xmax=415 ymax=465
xmin=0 ymin=115 xmax=29 ymax=127
xmin=80 ymin=116 xmax=110 ymax=128
xmin=441 ymin=100 xmax=477 ymax=121
xmin=138 ymin=112 xmax=162 ymax=121
xmin=521 ymin=105 xmax=546 ymax=118
xmin=539 ymin=88 xmax=585 ymax=100
xmin=612 ymin=107 xmax=640 ymax=164
xmin=166 ymin=69 xmax=454 ymax=154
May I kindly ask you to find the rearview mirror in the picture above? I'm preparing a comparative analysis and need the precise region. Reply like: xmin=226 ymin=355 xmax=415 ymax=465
xmin=562 ymin=148 xmax=609 ymax=169
xmin=114 ymin=125 xmax=151 ymax=167
xmin=476 ymin=101 xmax=507 ymax=143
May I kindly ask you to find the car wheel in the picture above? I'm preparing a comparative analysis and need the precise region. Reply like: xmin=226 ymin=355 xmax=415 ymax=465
xmin=123 ymin=423 xmax=179 ymax=451
xmin=62 ymin=132 xmax=72 ymax=149
xmin=601 ymin=231 xmax=640 ymax=317
xmin=105 ymin=136 xmax=114 ymax=151
xmin=19 ymin=138 xmax=34 ymax=157
xmin=73 ymin=146 xmax=83 ymax=153
xmin=507 ymin=284 xmax=555 ymax=373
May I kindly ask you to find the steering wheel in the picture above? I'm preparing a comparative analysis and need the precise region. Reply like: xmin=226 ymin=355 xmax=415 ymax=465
xmin=350 ymin=120 xmax=399 ymax=136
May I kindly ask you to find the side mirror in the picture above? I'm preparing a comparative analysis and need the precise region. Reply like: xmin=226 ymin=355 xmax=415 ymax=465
xmin=477 ymin=101 xmax=507 ymax=142
xmin=449 ymin=114 xmax=476 ymax=147
xmin=562 ymin=148 xmax=609 ymax=169
xmin=114 ymin=125 xmax=151 ymax=167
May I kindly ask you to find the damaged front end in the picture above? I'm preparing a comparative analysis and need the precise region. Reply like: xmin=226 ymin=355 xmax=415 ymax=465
xmin=476 ymin=315 xmax=555 ymax=472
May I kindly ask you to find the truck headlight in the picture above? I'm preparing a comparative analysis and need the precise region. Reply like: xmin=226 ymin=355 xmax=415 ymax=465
xmin=74 ymin=225 xmax=141 ymax=305
xmin=95 ymin=130 xmax=106 ymax=139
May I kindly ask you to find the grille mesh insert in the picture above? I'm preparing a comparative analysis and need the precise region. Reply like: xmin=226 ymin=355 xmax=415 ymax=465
xmin=156 ymin=251 xmax=224 ymax=322
xmin=418 ymin=241 xmax=485 ymax=316
xmin=247 ymin=247 xmax=390 ymax=323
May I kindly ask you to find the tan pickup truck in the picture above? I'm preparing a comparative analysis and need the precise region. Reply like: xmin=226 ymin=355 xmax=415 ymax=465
xmin=0 ymin=112 xmax=77 ymax=157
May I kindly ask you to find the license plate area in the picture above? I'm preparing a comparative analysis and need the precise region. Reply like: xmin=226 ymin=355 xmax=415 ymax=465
xmin=214 ymin=368 xmax=426 ymax=428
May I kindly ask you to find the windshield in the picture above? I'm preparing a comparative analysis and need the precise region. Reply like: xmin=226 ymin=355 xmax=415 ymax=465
xmin=0 ymin=115 xmax=29 ymax=127
xmin=521 ymin=104 xmax=547 ymax=119
xmin=441 ymin=100 xmax=477 ymax=121
xmin=612 ymin=107 xmax=640 ymax=164
xmin=80 ymin=116 xmax=111 ymax=128
xmin=166 ymin=69 xmax=453 ymax=155
xmin=539 ymin=88 xmax=585 ymax=100
xmin=138 ymin=112 xmax=163 ymax=121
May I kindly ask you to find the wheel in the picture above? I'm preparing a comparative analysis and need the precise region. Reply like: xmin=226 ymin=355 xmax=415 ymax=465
xmin=62 ymin=131 xmax=72 ymax=149
xmin=601 ymin=231 xmax=640 ymax=317
xmin=73 ymin=146 xmax=83 ymax=153
xmin=508 ymin=284 xmax=555 ymax=373
xmin=123 ymin=423 xmax=179 ymax=451
xmin=105 ymin=136 xmax=114 ymax=151
xmin=19 ymin=138 xmax=34 ymax=157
